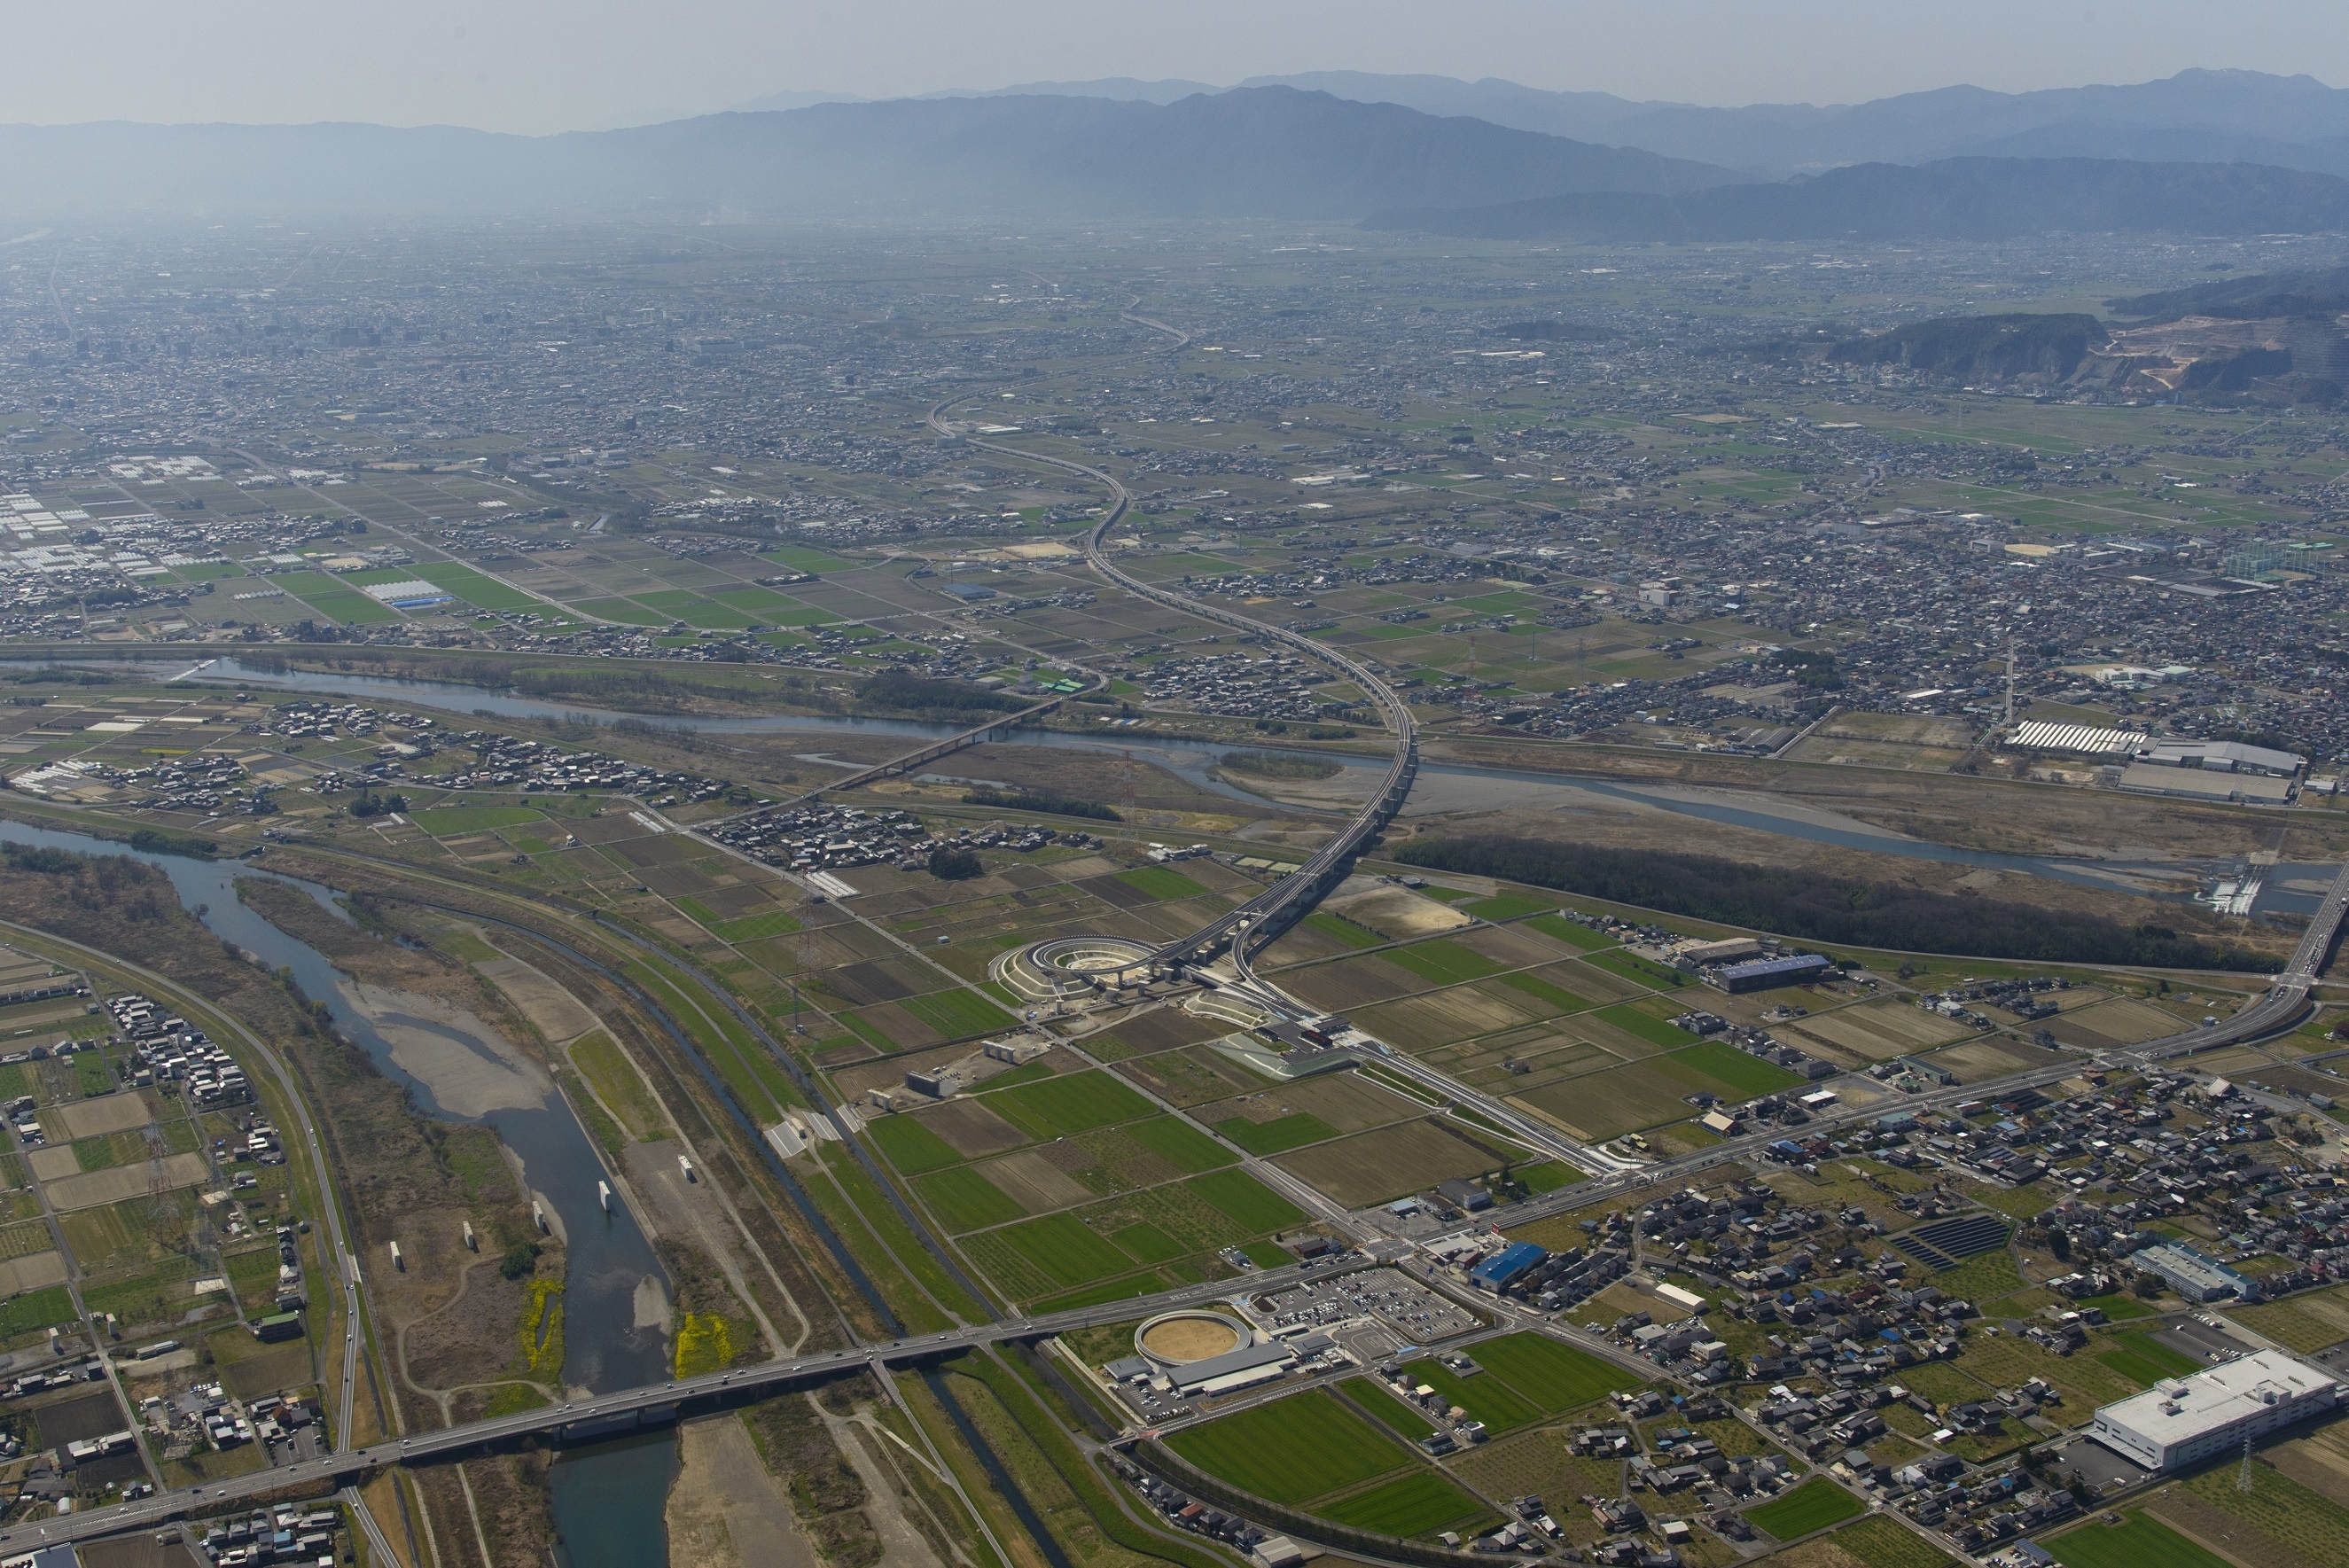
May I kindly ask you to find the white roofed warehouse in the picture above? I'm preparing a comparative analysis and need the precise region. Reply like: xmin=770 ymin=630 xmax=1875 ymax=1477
xmin=2085 ymin=1349 xmax=2340 ymax=1470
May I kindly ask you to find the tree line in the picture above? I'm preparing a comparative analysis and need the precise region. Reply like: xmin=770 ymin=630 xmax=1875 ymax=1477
xmin=1392 ymin=834 xmax=2269 ymax=972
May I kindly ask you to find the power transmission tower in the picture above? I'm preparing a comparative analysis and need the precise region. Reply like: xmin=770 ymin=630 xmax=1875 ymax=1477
xmin=2239 ymin=1435 xmax=2253 ymax=1492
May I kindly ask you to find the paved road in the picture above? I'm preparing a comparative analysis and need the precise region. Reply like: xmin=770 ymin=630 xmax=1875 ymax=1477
xmin=925 ymin=394 xmax=1418 ymax=980
xmin=0 ymin=1255 xmax=1358 ymax=1552
xmin=1421 ymin=854 xmax=2349 ymax=1244
xmin=0 ymin=918 xmax=376 ymax=1455
xmin=20 ymin=420 xmax=2343 ymax=1551
xmin=28 ymin=828 xmax=2321 ymax=1556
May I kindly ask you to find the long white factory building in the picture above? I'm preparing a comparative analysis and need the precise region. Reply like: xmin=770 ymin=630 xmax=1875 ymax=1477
xmin=2085 ymin=1348 xmax=2341 ymax=1470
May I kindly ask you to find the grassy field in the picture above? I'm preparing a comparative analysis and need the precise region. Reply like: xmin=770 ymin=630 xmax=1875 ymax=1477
xmin=714 ymin=909 xmax=802 ymax=942
xmin=990 ymin=1213 xmax=1135 ymax=1288
xmin=1594 ymin=1004 xmax=1697 ymax=1049
xmin=1522 ymin=914 xmax=1612 ymax=951
xmin=865 ymin=1114 xmax=967 ymax=1174
xmin=1107 ymin=1221 xmax=1186 ymax=1264
xmin=1496 ymin=971 xmax=1594 ymax=1013
xmin=1338 ymin=1376 xmax=1439 ymax=1441
xmin=1829 ymin=1516 xmax=1957 ymax=1568
xmin=1118 ymin=865 xmax=1212 ymax=901
xmin=1666 ymin=1040 xmax=1805 ymax=1095
xmin=1317 ymin=1471 xmax=1488 ymax=1537
xmin=1124 ymin=1116 xmax=1237 ymax=1172
xmin=1163 ymin=1389 xmax=1404 ymax=1504
xmin=570 ymin=1033 xmax=667 ymax=1141
xmin=1401 ymin=1359 xmax=1541 ymax=1432
xmin=416 ymin=560 xmax=542 ymax=611
xmin=1189 ymin=1169 xmax=1304 ymax=1232
xmin=917 ymin=1167 xmax=1026 ymax=1230
xmin=1383 ymin=940 xmax=1506 ymax=987
xmin=1303 ymin=912 xmax=1384 ymax=949
xmin=0 ymin=1284 xmax=74 ymax=1340
xmin=1216 ymin=1112 xmax=1338 ymax=1154
xmin=1471 ymin=1332 xmax=1639 ymax=1411
xmin=2046 ymin=1511 xmax=2231 ymax=1568
xmin=411 ymin=805 xmax=544 ymax=834
xmin=1584 ymin=951 xmax=1689 ymax=989
xmin=275 ymin=571 xmax=402 ymax=624
xmin=1745 ymin=1477 xmax=1865 ymax=1539
xmin=900 ymin=987 xmax=1018 ymax=1039
xmin=2097 ymin=1330 xmax=2203 ymax=1386
xmin=986 ymin=1071 xmax=1155 ymax=1139
xmin=2177 ymin=1443 xmax=2349 ymax=1562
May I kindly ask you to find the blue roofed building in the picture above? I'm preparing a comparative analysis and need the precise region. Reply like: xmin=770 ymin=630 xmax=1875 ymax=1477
xmin=1471 ymin=1241 xmax=1548 ymax=1292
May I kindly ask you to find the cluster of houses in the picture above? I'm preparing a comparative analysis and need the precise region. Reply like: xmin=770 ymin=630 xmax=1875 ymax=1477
xmin=0 ymin=1358 xmax=104 ymax=1402
xmin=123 ymin=753 xmax=256 ymax=814
xmin=197 ymin=1502 xmax=343 ymax=1566
xmin=1916 ymin=976 xmax=2073 ymax=1031
xmin=111 ymin=992 xmax=251 ymax=1110
xmin=435 ymin=729 xmax=729 ymax=805
xmin=708 ymin=803 xmax=933 ymax=870
xmin=253 ymin=700 xmax=393 ymax=741
xmin=710 ymin=800 xmax=1099 ymax=874
xmin=1104 ymin=1451 xmax=1292 ymax=1563
xmin=1135 ymin=651 xmax=1341 ymax=722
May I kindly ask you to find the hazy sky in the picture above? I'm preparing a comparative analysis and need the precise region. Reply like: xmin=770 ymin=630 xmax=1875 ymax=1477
xmin=9 ymin=0 xmax=2347 ymax=134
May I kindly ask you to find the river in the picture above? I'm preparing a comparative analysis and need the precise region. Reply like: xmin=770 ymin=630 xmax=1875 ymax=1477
xmin=28 ymin=652 xmax=2288 ymax=912
xmin=0 ymin=814 xmax=677 ymax=1564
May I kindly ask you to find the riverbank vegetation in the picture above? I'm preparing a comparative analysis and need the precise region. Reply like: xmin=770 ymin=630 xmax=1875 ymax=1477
xmin=1393 ymin=834 xmax=2270 ymax=971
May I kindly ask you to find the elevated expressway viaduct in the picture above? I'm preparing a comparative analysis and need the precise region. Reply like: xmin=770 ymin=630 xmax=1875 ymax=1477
xmin=20 ymin=402 xmax=2340 ymax=1559
xmin=18 ymin=854 xmax=2338 ymax=1556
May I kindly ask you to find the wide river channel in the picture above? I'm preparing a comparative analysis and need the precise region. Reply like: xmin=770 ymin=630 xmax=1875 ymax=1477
xmin=0 ymin=814 xmax=678 ymax=1565
xmin=27 ymin=652 xmax=2311 ymax=915
xmin=0 ymin=649 xmax=2325 ymax=1556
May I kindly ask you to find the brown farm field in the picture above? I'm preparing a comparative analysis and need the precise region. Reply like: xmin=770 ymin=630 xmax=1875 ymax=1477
xmin=1781 ymin=1002 xmax=1973 ymax=1061
xmin=1516 ymin=1063 xmax=1693 ymax=1141
xmin=2048 ymin=997 xmax=2191 ymax=1046
xmin=1921 ymin=1038 xmax=2059 ymax=1082
xmin=916 ymin=1099 xmax=1032 ymax=1159
xmin=1355 ymin=983 xmax=1550 ymax=1051
xmin=1278 ymin=956 xmax=1430 ymax=1012
xmin=1446 ymin=1434 xmax=1623 ymax=1546
xmin=1112 ymin=1044 xmax=1273 ymax=1107
xmin=1277 ymin=1117 xmax=1512 ymax=1207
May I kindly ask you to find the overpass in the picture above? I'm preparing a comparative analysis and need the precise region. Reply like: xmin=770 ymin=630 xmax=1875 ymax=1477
xmin=1424 ymin=854 xmax=2349 ymax=1239
xmin=25 ymin=394 xmax=2338 ymax=1558
xmin=0 ymin=1255 xmax=1363 ymax=1555
xmin=925 ymin=394 xmax=1419 ymax=983
xmin=18 ymin=859 xmax=2340 ymax=1556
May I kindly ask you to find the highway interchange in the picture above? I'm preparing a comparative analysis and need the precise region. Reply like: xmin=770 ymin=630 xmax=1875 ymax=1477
xmin=2 ymin=410 xmax=2344 ymax=1556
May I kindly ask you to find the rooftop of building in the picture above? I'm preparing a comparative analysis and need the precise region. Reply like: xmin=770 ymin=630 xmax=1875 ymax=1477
xmin=2095 ymin=1348 xmax=2337 ymax=1444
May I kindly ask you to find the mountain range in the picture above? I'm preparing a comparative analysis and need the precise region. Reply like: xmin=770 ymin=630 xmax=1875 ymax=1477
xmin=823 ymin=68 xmax=2349 ymax=180
xmin=0 ymin=88 xmax=1728 ymax=220
xmin=5 ymin=73 xmax=2349 ymax=238
xmin=2105 ymin=262 xmax=2349 ymax=321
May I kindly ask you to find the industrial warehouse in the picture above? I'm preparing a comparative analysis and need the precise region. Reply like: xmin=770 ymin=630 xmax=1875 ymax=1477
xmin=2084 ymin=1350 xmax=2341 ymax=1470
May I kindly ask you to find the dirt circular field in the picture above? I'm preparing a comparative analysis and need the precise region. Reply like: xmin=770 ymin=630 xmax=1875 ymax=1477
xmin=1137 ymin=1313 xmax=1243 ymax=1363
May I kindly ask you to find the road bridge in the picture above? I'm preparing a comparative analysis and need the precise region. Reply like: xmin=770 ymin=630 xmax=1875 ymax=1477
xmin=0 ymin=1256 xmax=1360 ymax=1554
xmin=17 ymin=859 xmax=2340 ymax=1556
xmin=26 ymin=397 xmax=2343 ymax=1561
